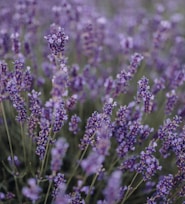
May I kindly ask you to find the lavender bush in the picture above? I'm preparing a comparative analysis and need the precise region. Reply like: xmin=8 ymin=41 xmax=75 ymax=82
xmin=0 ymin=0 xmax=185 ymax=203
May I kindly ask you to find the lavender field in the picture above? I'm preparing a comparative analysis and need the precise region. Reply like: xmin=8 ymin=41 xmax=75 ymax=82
xmin=0 ymin=0 xmax=185 ymax=203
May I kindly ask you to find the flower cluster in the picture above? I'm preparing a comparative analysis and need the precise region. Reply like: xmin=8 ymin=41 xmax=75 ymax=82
xmin=1 ymin=0 xmax=185 ymax=204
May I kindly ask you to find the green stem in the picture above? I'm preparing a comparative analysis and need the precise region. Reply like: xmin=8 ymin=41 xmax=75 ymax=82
xmin=85 ymin=172 xmax=98 ymax=203
xmin=20 ymin=123 xmax=27 ymax=164
xmin=44 ymin=133 xmax=57 ymax=174
xmin=121 ymin=172 xmax=138 ymax=204
xmin=39 ymin=137 xmax=51 ymax=179
xmin=67 ymin=145 xmax=89 ymax=186
xmin=44 ymin=180 xmax=52 ymax=204
xmin=14 ymin=176 xmax=21 ymax=203
xmin=1 ymin=102 xmax=14 ymax=165
xmin=126 ymin=179 xmax=144 ymax=201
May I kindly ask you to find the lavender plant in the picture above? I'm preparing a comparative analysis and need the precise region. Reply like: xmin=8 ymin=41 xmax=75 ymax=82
xmin=0 ymin=0 xmax=185 ymax=204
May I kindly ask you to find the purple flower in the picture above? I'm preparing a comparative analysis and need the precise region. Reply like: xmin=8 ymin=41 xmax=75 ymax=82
xmin=52 ymin=173 xmax=66 ymax=198
xmin=66 ymin=94 xmax=78 ymax=110
xmin=35 ymin=111 xmax=50 ymax=160
xmin=151 ymin=77 xmax=165 ymax=95
xmin=116 ymin=120 xmax=141 ymax=157
xmin=0 ymin=192 xmax=5 ymax=200
xmin=0 ymin=61 xmax=9 ymax=102
xmin=54 ymin=183 xmax=69 ymax=204
xmin=137 ymin=76 xmax=154 ymax=113
xmin=146 ymin=197 xmax=157 ymax=204
xmin=7 ymin=155 xmax=20 ymax=167
xmin=69 ymin=114 xmax=81 ymax=135
xmin=11 ymin=32 xmax=21 ymax=54
xmin=165 ymin=90 xmax=177 ymax=115
xmin=120 ymin=156 xmax=138 ymax=172
xmin=22 ymin=178 xmax=42 ymax=202
xmin=50 ymin=137 xmax=69 ymax=173
xmin=158 ymin=115 xmax=182 ymax=140
xmin=103 ymin=170 xmax=122 ymax=204
xmin=51 ymin=67 xmax=69 ymax=97
xmin=28 ymin=90 xmax=42 ymax=138
xmin=156 ymin=174 xmax=173 ymax=198
xmin=6 ymin=77 xmax=27 ymax=122
xmin=136 ymin=142 xmax=162 ymax=181
xmin=53 ymin=99 xmax=68 ymax=132
xmin=102 ymin=97 xmax=117 ymax=116
xmin=80 ymin=150 xmax=104 ymax=176
xmin=153 ymin=20 xmax=171 ymax=48
xmin=45 ymin=25 xmax=68 ymax=56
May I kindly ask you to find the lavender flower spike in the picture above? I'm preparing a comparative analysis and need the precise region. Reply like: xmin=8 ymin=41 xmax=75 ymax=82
xmin=51 ymin=137 xmax=69 ymax=173
xmin=22 ymin=178 xmax=42 ymax=202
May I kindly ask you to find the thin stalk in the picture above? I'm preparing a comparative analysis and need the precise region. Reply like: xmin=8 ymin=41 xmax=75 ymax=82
xmin=39 ymin=137 xmax=51 ymax=179
xmin=20 ymin=123 xmax=26 ymax=164
xmin=67 ymin=144 xmax=89 ymax=186
xmin=85 ymin=172 xmax=98 ymax=203
xmin=1 ymin=102 xmax=14 ymax=165
xmin=44 ymin=133 xmax=57 ymax=174
xmin=121 ymin=172 xmax=138 ymax=204
xmin=125 ymin=179 xmax=144 ymax=201
xmin=44 ymin=180 xmax=52 ymax=204
xmin=14 ymin=176 xmax=21 ymax=203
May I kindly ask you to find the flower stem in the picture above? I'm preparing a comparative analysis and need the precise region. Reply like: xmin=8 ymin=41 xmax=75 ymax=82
xmin=67 ymin=144 xmax=89 ymax=187
xmin=20 ymin=123 xmax=27 ymax=164
xmin=44 ymin=180 xmax=52 ymax=204
xmin=1 ymin=102 xmax=14 ymax=165
xmin=121 ymin=172 xmax=138 ymax=204
xmin=85 ymin=172 xmax=98 ymax=203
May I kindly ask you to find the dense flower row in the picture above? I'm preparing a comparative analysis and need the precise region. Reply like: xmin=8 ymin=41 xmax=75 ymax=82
xmin=0 ymin=0 xmax=185 ymax=203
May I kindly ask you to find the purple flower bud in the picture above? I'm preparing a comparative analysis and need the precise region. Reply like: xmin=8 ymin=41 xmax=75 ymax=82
xmin=50 ymin=138 xmax=69 ymax=172
xmin=22 ymin=178 xmax=42 ymax=202
xmin=81 ymin=151 xmax=104 ymax=176
xmin=103 ymin=170 xmax=122 ymax=204
xmin=45 ymin=25 xmax=68 ymax=56
xmin=156 ymin=174 xmax=174 ymax=198
xmin=69 ymin=114 xmax=81 ymax=135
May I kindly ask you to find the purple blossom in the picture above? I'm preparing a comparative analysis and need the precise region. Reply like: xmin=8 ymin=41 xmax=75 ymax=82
xmin=94 ymin=121 xmax=112 ymax=156
xmin=136 ymin=142 xmax=162 ymax=181
xmin=54 ymin=183 xmax=69 ymax=204
xmin=52 ymin=173 xmax=66 ymax=198
xmin=11 ymin=32 xmax=21 ymax=54
xmin=156 ymin=174 xmax=174 ymax=198
xmin=7 ymin=155 xmax=20 ymax=167
xmin=120 ymin=156 xmax=138 ymax=172
xmin=111 ymin=53 xmax=143 ymax=96
xmin=165 ymin=90 xmax=177 ymax=115
xmin=103 ymin=170 xmax=122 ymax=204
xmin=28 ymin=90 xmax=42 ymax=138
xmin=153 ymin=20 xmax=171 ymax=48
xmin=45 ymin=25 xmax=69 ymax=56
xmin=6 ymin=77 xmax=27 ymax=122
xmin=0 ymin=192 xmax=5 ymax=200
xmin=151 ymin=77 xmax=165 ymax=95
xmin=50 ymin=137 xmax=69 ymax=173
xmin=51 ymin=67 xmax=69 ymax=97
xmin=35 ymin=110 xmax=50 ymax=159
xmin=53 ymin=99 xmax=68 ymax=132
xmin=116 ymin=120 xmax=141 ymax=157
xmin=69 ymin=114 xmax=81 ymax=135
xmin=137 ymin=76 xmax=154 ymax=113
xmin=22 ymin=178 xmax=42 ymax=202
xmin=0 ymin=61 xmax=9 ymax=102
xmin=158 ymin=115 xmax=182 ymax=140
xmin=102 ymin=97 xmax=117 ymax=116
xmin=147 ymin=197 xmax=157 ymax=204
xmin=66 ymin=94 xmax=78 ymax=110
xmin=80 ymin=150 xmax=104 ymax=176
